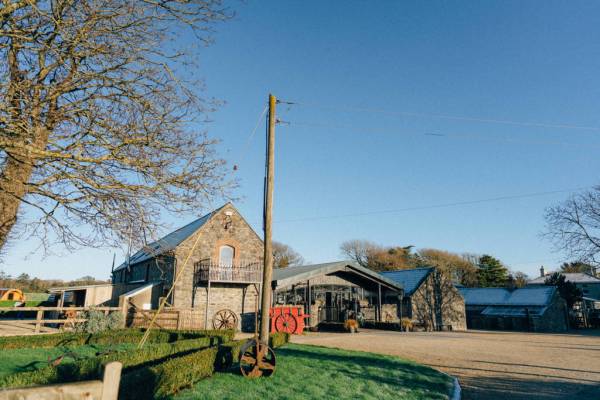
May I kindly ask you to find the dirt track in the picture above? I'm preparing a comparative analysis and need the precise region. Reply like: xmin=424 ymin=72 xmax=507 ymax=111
xmin=292 ymin=329 xmax=600 ymax=400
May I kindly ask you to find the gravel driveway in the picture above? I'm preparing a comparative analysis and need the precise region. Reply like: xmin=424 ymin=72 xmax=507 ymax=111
xmin=292 ymin=329 xmax=600 ymax=400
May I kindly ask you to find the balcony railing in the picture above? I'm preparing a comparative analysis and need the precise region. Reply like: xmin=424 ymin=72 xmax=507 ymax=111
xmin=195 ymin=259 xmax=263 ymax=284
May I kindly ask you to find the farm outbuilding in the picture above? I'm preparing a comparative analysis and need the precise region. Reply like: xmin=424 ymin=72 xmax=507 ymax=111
xmin=381 ymin=268 xmax=467 ymax=331
xmin=272 ymin=261 xmax=404 ymax=328
xmin=460 ymin=286 xmax=568 ymax=332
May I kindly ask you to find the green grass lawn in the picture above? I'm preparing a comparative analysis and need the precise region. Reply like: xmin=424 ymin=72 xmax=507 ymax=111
xmin=0 ymin=343 xmax=136 ymax=378
xmin=172 ymin=343 xmax=452 ymax=400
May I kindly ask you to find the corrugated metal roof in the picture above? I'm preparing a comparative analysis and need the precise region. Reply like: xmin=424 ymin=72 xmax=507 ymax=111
xmin=380 ymin=268 xmax=434 ymax=296
xmin=481 ymin=305 xmax=547 ymax=317
xmin=114 ymin=204 xmax=226 ymax=272
xmin=528 ymin=273 xmax=600 ymax=285
xmin=460 ymin=287 xmax=556 ymax=306
xmin=272 ymin=261 xmax=404 ymax=292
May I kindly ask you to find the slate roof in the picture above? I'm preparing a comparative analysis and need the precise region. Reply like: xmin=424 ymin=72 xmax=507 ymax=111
xmin=114 ymin=204 xmax=227 ymax=272
xmin=379 ymin=268 xmax=434 ymax=296
xmin=459 ymin=286 xmax=556 ymax=307
xmin=272 ymin=261 xmax=404 ymax=292
xmin=528 ymin=273 xmax=600 ymax=285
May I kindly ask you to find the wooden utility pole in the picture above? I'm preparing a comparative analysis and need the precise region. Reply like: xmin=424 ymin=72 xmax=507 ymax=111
xmin=259 ymin=94 xmax=276 ymax=344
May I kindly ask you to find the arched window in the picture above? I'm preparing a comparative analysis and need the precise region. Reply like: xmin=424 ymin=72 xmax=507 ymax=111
xmin=219 ymin=245 xmax=235 ymax=267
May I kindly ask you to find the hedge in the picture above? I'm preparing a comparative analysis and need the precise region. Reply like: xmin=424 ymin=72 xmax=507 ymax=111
xmin=121 ymin=333 xmax=291 ymax=399
xmin=0 ymin=336 xmax=220 ymax=389
xmin=0 ymin=330 xmax=289 ymax=398
xmin=0 ymin=328 xmax=235 ymax=350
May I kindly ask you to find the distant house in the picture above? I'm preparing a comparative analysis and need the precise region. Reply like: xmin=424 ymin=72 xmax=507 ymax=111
xmin=528 ymin=268 xmax=600 ymax=300
xmin=381 ymin=267 xmax=467 ymax=331
xmin=460 ymin=287 xmax=568 ymax=332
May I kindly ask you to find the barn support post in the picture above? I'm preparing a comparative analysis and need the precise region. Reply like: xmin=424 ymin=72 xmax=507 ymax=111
xmin=204 ymin=281 xmax=211 ymax=329
xmin=377 ymin=283 xmax=382 ymax=322
xmin=306 ymin=280 xmax=311 ymax=317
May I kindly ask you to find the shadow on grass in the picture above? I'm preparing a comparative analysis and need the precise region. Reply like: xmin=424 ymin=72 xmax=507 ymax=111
xmin=460 ymin=374 xmax=600 ymax=400
xmin=219 ymin=344 xmax=451 ymax=398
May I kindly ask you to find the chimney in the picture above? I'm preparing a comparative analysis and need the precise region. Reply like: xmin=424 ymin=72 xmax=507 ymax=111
xmin=539 ymin=266 xmax=545 ymax=278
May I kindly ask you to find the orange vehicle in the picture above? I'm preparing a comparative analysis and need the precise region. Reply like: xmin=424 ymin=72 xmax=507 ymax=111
xmin=270 ymin=305 xmax=310 ymax=335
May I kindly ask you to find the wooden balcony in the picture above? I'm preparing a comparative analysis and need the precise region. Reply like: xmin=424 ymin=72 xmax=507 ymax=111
xmin=195 ymin=260 xmax=263 ymax=284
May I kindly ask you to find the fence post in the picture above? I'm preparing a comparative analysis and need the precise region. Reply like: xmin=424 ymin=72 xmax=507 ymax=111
xmin=101 ymin=361 xmax=122 ymax=400
xmin=176 ymin=310 xmax=183 ymax=330
xmin=34 ymin=309 xmax=43 ymax=333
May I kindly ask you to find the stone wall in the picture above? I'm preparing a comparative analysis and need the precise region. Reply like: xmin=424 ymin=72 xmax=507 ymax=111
xmin=191 ymin=283 xmax=260 ymax=331
xmin=531 ymin=293 xmax=568 ymax=332
xmin=172 ymin=203 xmax=263 ymax=308
xmin=409 ymin=272 xmax=467 ymax=331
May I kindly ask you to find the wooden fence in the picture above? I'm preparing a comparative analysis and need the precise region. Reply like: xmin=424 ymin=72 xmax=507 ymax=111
xmin=0 ymin=361 xmax=122 ymax=400
xmin=127 ymin=307 xmax=204 ymax=330
xmin=0 ymin=307 xmax=123 ymax=334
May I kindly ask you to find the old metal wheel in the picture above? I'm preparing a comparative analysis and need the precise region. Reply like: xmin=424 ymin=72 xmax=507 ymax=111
xmin=212 ymin=308 xmax=238 ymax=330
xmin=239 ymin=339 xmax=276 ymax=378
xmin=274 ymin=313 xmax=297 ymax=334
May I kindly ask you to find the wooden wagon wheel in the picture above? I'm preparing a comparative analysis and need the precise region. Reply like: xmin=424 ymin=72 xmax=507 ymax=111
xmin=274 ymin=313 xmax=297 ymax=334
xmin=212 ymin=308 xmax=238 ymax=330
xmin=239 ymin=339 xmax=276 ymax=378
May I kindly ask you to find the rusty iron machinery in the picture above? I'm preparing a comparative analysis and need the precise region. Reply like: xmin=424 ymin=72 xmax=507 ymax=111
xmin=238 ymin=284 xmax=276 ymax=378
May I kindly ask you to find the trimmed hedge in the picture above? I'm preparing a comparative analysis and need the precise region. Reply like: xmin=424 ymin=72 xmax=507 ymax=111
xmin=0 ymin=328 xmax=234 ymax=350
xmin=0 ymin=330 xmax=289 ymax=399
xmin=121 ymin=332 xmax=291 ymax=399
xmin=0 ymin=336 xmax=221 ymax=389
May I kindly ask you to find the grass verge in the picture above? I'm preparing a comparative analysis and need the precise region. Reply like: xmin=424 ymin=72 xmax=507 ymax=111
xmin=172 ymin=343 xmax=453 ymax=400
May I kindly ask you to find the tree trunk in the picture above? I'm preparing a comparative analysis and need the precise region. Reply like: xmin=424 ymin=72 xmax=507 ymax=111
xmin=0 ymin=157 xmax=34 ymax=249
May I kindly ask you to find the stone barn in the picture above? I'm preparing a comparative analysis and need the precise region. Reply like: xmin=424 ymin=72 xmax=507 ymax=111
xmin=459 ymin=286 xmax=568 ymax=332
xmin=111 ymin=203 xmax=264 ymax=330
xmin=381 ymin=267 xmax=467 ymax=331
xmin=271 ymin=261 xmax=404 ymax=328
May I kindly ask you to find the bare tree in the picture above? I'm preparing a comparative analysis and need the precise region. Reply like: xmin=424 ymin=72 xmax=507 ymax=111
xmin=340 ymin=239 xmax=378 ymax=267
xmin=272 ymin=241 xmax=304 ymax=269
xmin=0 ymin=0 xmax=233 ymax=254
xmin=418 ymin=248 xmax=478 ymax=286
xmin=544 ymin=186 xmax=600 ymax=268
xmin=340 ymin=239 xmax=417 ymax=271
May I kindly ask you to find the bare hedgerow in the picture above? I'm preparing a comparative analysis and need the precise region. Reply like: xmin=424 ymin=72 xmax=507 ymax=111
xmin=0 ymin=1 xmax=235 ymax=254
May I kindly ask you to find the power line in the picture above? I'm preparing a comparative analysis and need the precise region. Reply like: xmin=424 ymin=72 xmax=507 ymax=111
xmin=286 ymin=121 xmax=600 ymax=148
xmin=283 ymin=100 xmax=600 ymax=133
xmin=233 ymin=105 xmax=269 ymax=171
xmin=272 ymin=186 xmax=591 ymax=224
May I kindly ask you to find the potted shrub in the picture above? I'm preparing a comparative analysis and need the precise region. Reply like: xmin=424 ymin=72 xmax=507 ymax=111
xmin=344 ymin=319 xmax=359 ymax=334
xmin=401 ymin=318 xmax=413 ymax=332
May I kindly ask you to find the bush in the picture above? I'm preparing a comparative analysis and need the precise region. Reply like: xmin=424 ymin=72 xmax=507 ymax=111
xmin=401 ymin=318 xmax=413 ymax=332
xmin=120 ymin=347 xmax=219 ymax=399
xmin=0 ymin=336 xmax=219 ymax=389
xmin=343 ymin=319 xmax=359 ymax=333
xmin=0 ymin=332 xmax=288 ymax=396
xmin=75 ymin=310 xmax=124 ymax=333
xmin=0 ymin=328 xmax=233 ymax=350
xmin=269 ymin=332 xmax=291 ymax=348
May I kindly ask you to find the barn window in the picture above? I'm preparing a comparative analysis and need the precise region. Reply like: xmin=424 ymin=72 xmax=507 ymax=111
xmin=219 ymin=245 xmax=235 ymax=267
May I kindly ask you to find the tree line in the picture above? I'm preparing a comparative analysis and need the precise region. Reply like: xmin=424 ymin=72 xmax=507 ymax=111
xmin=0 ymin=271 xmax=108 ymax=293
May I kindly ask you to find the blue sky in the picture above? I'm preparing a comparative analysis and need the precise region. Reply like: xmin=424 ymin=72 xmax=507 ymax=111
xmin=4 ymin=1 xmax=600 ymax=280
